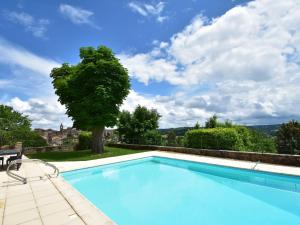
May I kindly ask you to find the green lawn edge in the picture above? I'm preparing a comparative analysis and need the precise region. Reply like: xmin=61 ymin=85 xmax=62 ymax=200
xmin=26 ymin=146 xmax=147 ymax=162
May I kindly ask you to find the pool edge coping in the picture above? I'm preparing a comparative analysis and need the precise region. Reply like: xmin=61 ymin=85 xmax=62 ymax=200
xmin=55 ymin=151 xmax=300 ymax=176
xmin=51 ymin=151 xmax=300 ymax=225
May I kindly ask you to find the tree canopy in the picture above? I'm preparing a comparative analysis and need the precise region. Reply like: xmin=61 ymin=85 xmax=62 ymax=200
xmin=50 ymin=46 xmax=130 ymax=153
xmin=276 ymin=120 xmax=300 ymax=154
xmin=0 ymin=104 xmax=46 ymax=147
xmin=194 ymin=122 xmax=200 ymax=129
xmin=117 ymin=105 xmax=161 ymax=143
xmin=0 ymin=105 xmax=31 ymax=132
xmin=205 ymin=115 xmax=218 ymax=128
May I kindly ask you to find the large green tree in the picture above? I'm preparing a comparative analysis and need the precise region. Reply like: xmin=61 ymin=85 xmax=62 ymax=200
xmin=50 ymin=46 xmax=130 ymax=153
xmin=117 ymin=105 xmax=161 ymax=143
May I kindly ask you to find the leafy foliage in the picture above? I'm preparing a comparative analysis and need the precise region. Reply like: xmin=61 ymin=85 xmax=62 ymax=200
xmin=50 ymin=46 xmax=130 ymax=153
xmin=22 ymin=131 xmax=47 ymax=147
xmin=76 ymin=131 xmax=92 ymax=150
xmin=0 ymin=105 xmax=31 ymax=133
xmin=185 ymin=128 xmax=244 ymax=150
xmin=205 ymin=115 xmax=218 ymax=128
xmin=185 ymin=126 xmax=276 ymax=152
xmin=117 ymin=105 xmax=161 ymax=143
xmin=205 ymin=115 xmax=233 ymax=128
xmin=0 ymin=104 xmax=46 ymax=147
xmin=194 ymin=122 xmax=200 ymax=129
xmin=276 ymin=120 xmax=300 ymax=154
xmin=142 ymin=130 xmax=162 ymax=145
xmin=249 ymin=130 xmax=276 ymax=153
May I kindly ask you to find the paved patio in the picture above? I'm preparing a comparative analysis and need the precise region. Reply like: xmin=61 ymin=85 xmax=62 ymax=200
xmin=0 ymin=157 xmax=115 ymax=225
xmin=1 ymin=151 xmax=300 ymax=225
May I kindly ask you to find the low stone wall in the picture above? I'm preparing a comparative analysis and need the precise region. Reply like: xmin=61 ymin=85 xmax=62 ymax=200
xmin=108 ymin=143 xmax=300 ymax=167
xmin=25 ymin=145 xmax=74 ymax=154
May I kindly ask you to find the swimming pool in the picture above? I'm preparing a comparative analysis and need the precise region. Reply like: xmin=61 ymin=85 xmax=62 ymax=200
xmin=62 ymin=156 xmax=300 ymax=225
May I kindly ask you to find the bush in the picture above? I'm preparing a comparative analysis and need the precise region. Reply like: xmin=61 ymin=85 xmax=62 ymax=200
xmin=76 ymin=131 xmax=92 ymax=150
xmin=185 ymin=128 xmax=244 ymax=150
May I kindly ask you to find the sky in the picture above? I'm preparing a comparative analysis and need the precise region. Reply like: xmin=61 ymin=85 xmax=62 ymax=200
xmin=0 ymin=0 xmax=300 ymax=129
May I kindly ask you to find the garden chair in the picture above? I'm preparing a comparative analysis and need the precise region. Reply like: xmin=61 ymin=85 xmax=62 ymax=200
xmin=7 ymin=142 xmax=24 ymax=170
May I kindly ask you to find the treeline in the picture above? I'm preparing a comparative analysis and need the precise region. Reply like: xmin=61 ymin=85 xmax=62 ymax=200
xmin=3 ymin=101 xmax=299 ymax=156
xmin=158 ymin=124 xmax=281 ymax=137
xmin=116 ymin=106 xmax=300 ymax=155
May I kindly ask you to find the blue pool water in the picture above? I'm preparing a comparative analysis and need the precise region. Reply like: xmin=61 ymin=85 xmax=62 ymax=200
xmin=62 ymin=157 xmax=300 ymax=225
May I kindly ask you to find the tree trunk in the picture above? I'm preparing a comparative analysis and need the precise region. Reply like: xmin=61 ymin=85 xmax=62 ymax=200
xmin=92 ymin=127 xmax=105 ymax=154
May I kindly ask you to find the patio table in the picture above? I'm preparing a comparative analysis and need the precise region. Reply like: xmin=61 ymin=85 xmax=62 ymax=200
xmin=0 ymin=149 xmax=20 ymax=156
xmin=0 ymin=149 xmax=20 ymax=169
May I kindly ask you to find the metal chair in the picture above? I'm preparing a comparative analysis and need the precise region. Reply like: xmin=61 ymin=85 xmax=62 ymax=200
xmin=7 ymin=145 xmax=24 ymax=171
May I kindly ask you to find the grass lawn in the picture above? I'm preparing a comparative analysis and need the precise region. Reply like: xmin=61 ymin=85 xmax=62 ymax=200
xmin=26 ymin=146 xmax=147 ymax=162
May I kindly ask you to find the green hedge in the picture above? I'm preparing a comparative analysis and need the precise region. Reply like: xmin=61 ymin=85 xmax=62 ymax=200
xmin=184 ymin=127 xmax=276 ymax=152
xmin=185 ymin=128 xmax=244 ymax=150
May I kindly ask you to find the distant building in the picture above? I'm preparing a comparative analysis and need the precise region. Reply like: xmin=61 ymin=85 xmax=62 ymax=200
xmin=35 ymin=125 xmax=115 ymax=146
xmin=35 ymin=124 xmax=79 ymax=146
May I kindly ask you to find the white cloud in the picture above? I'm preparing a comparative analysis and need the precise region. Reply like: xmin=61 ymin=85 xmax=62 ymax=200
xmin=0 ymin=37 xmax=59 ymax=76
xmin=122 ymin=90 xmax=212 ymax=128
xmin=59 ymin=4 xmax=100 ymax=29
xmin=2 ymin=0 xmax=300 ymax=129
xmin=120 ymin=0 xmax=300 ymax=126
xmin=7 ymin=97 xmax=72 ymax=129
xmin=3 ymin=11 xmax=49 ymax=38
xmin=128 ymin=1 xmax=168 ymax=23
xmin=0 ymin=37 xmax=69 ymax=129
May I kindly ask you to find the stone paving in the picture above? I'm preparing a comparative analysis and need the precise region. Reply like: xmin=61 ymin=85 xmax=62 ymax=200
xmin=0 ymin=158 xmax=115 ymax=225
xmin=1 ymin=151 xmax=300 ymax=225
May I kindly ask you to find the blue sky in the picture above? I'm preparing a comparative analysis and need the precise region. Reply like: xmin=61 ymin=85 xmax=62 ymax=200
xmin=0 ymin=0 xmax=300 ymax=129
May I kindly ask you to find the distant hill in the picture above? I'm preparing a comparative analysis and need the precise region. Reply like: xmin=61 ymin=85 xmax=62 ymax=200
xmin=158 ymin=127 xmax=192 ymax=136
xmin=247 ymin=124 xmax=281 ymax=136
xmin=158 ymin=124 xmax=281 ymax=136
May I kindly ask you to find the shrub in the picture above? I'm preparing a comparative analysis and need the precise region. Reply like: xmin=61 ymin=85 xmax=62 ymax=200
xmin=76 ymin=131 xmax=92 ymax=150
xmin=184 ymin=128 xmax=244 ymax=150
